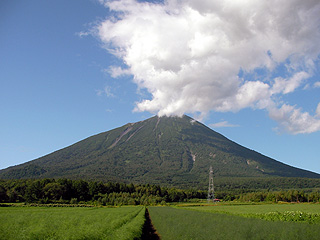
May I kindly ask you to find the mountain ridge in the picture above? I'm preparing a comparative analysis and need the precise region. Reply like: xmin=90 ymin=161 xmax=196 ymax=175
xmin=0 ymin=115 xmax=319 ymax=188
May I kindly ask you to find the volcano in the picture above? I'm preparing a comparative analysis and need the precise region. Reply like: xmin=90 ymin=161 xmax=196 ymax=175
xmin=1 ymin=115 xmax=319 ymax=188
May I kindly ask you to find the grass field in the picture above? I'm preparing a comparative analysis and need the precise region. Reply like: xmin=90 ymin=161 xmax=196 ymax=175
xmin=0 ymin=206 xmax=145 ymax=240
xmin=180 ymin=202 xmax=320 ymax=224
xmin=148 ymin=206 xmax=320 ymax=240
xmin=180 ymin=202 xmax=320 ymax=214
xmin=1 ymin=203 xmax=320 ymax=239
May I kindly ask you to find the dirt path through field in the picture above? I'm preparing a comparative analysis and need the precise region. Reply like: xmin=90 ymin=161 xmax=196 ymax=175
xmin=141 ymin=208 xmax=160 ymax=240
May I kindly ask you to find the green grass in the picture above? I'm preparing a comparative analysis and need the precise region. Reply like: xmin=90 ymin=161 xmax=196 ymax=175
xmin=0 ymin=206 xmax=145 ymax=240
xmin=148 ymin=206 xmax=320 ymax=240
xmin=180 ymin=202 xmax=320 ymax=224
xmin=181 ymin=202 xmax=320 ymax=214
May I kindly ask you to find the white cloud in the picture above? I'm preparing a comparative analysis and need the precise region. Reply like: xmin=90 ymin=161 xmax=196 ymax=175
xmin=316 ymin=103 xmax=320 ymax=117
xmin=107 ymin=66 xmax=131 ymax=78
xmin=77 ymin=31 xmax=90 ymax=38
xmin=269 ymin=104 xmax=320 ymax=134
xmin=96 ymin=86 xmax=115 ymax=98
xmin=95 ymin=0 xmax=320 ymax=134
xmin=271 ymin=71 xmax=310 ymax=95
xmin=314 ymin=82 xmax=320 ymax=88
xmin=216 ymin=80 xmax=271 ymax=112
xmin=209 ymin=121 xmax=239 ymax=128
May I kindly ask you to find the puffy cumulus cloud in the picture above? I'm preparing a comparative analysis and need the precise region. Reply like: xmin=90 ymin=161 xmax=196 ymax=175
xmin=96 ymin=0 xmax=320 ymax=134
xmin=269 ymin=104 xmax=320 ymax=134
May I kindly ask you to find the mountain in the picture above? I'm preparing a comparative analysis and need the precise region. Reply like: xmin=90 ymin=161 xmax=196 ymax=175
xmin=0 ymin=115 xmax=319 ymax=188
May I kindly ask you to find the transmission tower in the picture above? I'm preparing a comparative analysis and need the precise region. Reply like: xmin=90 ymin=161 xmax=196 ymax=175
xmin=207 ymin=166 xmax=215 ymax=202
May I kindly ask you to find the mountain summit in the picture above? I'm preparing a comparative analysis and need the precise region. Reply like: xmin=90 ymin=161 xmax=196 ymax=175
xmin=1 ymin=115 xmax=319 ymax=187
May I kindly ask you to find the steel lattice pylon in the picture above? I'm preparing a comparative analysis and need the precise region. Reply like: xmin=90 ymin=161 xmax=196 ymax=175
xmin=207 ymin=166 xmax=215 ymax=202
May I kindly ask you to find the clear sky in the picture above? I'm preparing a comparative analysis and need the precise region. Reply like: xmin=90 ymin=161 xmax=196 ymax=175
xmin=1 ymin=0 xmax=320 ymax=175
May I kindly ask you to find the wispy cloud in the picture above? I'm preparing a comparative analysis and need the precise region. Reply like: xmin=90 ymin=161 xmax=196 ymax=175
xmin=96 ymin=86 xmax=115 ymax=98
xmin=314 ymin=82 xmax=320 ymax=88
xmin=106 ymin=66 xmax=131 ymax=78
xmin=77 ymin=31 xmax=90 ymax=38
xmin=316 ymin=103 xmax=320 ymax=117
xmin=209 ymin=121 xmax=239 ymax=128
xmin=95 ymin=0 xmax=320 ymax=134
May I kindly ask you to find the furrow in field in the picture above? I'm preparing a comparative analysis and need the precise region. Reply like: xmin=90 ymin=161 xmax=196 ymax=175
xmin=141 ymin=208 xmax=160 ymax=240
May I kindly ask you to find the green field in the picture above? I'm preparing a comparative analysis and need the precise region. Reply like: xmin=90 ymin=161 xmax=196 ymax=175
xmin=0 ymin=206 xmax=145 ymax=240
xmin=148 ymin=206 xmax=320 ymax=240
xmin=1 ymin=203 xmax=320 ymax=240
xmin=180 ymin=202 xmax=320 ymax=214
xmin=179 ymin=202 xmax=320 ymax=224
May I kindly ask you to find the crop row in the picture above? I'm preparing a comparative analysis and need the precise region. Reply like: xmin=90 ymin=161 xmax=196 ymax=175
xmin=0 ymin=206 xmax=145 ymax=240
xmin=148 ymin=206 xmax=320 ymax=240
xmin=251 ymin=211 xmax=320 ymax=224
xmin=181 ymin=202 xmax=320 ymax=224
xmin=2 ymin=205 xmax=320 ymax=239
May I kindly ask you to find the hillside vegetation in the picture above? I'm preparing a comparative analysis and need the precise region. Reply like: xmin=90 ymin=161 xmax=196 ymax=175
xmin=0 ymin=115 xmax=319 ymax=188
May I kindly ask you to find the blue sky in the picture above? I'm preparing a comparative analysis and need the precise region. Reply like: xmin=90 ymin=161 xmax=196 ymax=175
xmin=1 ymin=0 xmax=320 ymax=175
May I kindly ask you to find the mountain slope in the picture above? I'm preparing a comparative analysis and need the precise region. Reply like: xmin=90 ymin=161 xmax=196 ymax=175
xmin=0 ymin=115 xmax=319 ymax=188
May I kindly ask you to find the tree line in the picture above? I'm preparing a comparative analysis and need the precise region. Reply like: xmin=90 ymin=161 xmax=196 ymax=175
xmin=0 ymin=179 xmax=319 ymax=205
xmin=236 ymin=189 xmax=320 ymax=203
xmin=214 ymin=177 xmax=320 ymax=191
xmin=0 ymin=179 xmax=206 ymax=205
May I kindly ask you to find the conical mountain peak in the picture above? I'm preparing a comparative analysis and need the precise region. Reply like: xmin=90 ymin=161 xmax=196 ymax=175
xmin=0 ymin=115 xmax=319 ymax=188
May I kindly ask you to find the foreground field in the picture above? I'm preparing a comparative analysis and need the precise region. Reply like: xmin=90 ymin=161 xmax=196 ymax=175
xmin=180 ymin=202 xmax=320 ymax=214
xmin=180 ymin=202 xmax=320 ymax=224
xmin=0 ymin=206 xmax=145 ymax=240
xmin=2 ymin=203 xmax=320 ymax=239
xmin=148 ymin=206 xmax=320 ymax=240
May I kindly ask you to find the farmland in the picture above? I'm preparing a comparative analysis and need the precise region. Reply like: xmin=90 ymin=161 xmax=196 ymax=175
xmin=0 ymin=206 xmax=145 ymax=240
xmin=1 ymin=203 xmax=320 ymax=239
xmin=180 ymin=202 xmax=320 ymax=224
xmin=148 ymin=205 xmax=320 ymax=240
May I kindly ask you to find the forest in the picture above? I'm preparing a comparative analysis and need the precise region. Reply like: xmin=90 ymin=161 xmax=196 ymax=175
xmin=0 ymin=179 xmax=206 ymax=205
xmin=0 ymin=178 xmax=320 ymax=205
